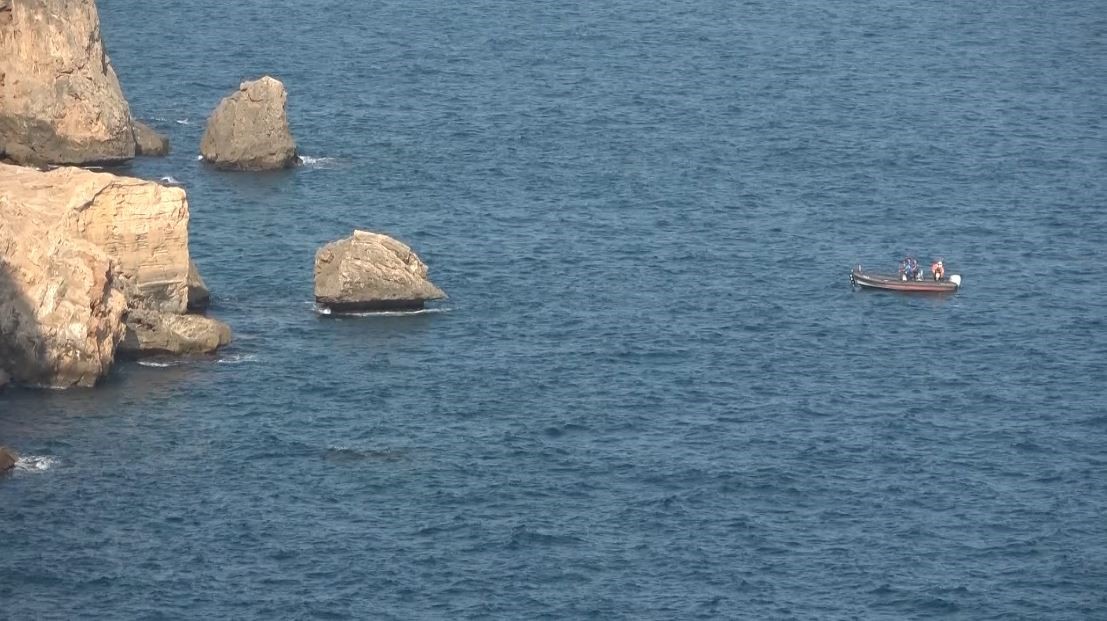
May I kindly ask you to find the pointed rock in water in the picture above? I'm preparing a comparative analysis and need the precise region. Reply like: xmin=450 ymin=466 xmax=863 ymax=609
xmin=0 ymin=0 xmax=136 ymax=165
xmin=0 ymin=447 xmax=16 ymax=473
xmin=314 ymin=231 xmax=446 ymax=312
xmin=133 ymin=121 xmax=170 ymax=156
xmin=199 ymin=76 xmax=298 ymax=171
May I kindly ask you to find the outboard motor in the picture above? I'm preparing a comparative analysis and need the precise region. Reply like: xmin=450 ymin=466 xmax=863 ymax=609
xmin=949 ymin=274 xmax=962 ymax=288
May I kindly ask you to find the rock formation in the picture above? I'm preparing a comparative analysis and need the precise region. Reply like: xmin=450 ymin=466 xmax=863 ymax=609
xmin=314 ymin=230 xmax=446 ymax=312
xmin=0 ymin=0 xmax=136 ymax=165
xmin=119 ymin=308 xmax=231 ymax=356
xmin=200 ymin=76 xmax=298 ymax=170
xmin=133 ymin=121 xmax=170 ymax=156
xmin=0 ymin=447 xmax=16 ymax=473
xmin=1 ymin=163 xmax=193 ymax=312
xmin=0 ymin=163 xmax=231 ymax=386
xmin=0 ymin=182 xmax=127 ymax=387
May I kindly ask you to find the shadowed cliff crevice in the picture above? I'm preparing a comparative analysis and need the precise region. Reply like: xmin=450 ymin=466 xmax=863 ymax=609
xmin=0 ymin=251 xmax=44 ymax=389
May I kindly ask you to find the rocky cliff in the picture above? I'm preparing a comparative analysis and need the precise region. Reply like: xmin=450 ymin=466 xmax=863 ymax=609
xmin=0 ymin=178 xmax=127 ymax=387
xmin=1 ymin=163 xmax=192 ymax=312
xmin=0 ymin=163 xmax=230 ymax=387
xmin=0 ymin=0 xmax=136 ymax=165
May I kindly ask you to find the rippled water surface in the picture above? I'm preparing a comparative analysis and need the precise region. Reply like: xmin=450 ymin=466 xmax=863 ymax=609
xmin=3 ymin=1 xmax=1106 ymax=618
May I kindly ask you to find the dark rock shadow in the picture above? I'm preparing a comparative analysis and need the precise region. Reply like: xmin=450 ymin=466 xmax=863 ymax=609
xmin=0 ymin=254 xmax=43 ymax=390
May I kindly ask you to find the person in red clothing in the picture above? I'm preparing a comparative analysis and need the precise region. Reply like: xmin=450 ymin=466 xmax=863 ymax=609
xmin=931 ymin=259 xmax=945 ymax=281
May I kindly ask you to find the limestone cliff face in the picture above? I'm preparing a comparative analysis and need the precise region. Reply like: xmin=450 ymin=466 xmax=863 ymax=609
xmin=0 ymin=163 xmax=191 ymax=312
xmin=0 ymin=163 xmax=230 ymax=387
xmin=0 ymin=188 xmax=127 ymax=387
xmin=0 ymin=0 xmax=136 ymax=165
xmin=314 ymin=230 xmax=446 ymax=312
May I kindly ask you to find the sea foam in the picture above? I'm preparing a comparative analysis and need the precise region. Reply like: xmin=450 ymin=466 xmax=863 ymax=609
xmin=15 ymin=455 xmax=59 ymax=472
xmin=298 ymin=155 xmax=339 ymax=169
xmin=313 ymin=305 xmax=449 ymax=317
xmin=217 ymin=353 xmax=259 ymax=365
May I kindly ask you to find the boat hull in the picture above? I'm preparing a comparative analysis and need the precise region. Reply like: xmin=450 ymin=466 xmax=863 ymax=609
xmin=850 ymin=266 xmax=959 ymax=293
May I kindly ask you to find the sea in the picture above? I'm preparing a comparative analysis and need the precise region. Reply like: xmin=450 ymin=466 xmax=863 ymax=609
xmin=2 ymin=0 xmax=1106 ymax=618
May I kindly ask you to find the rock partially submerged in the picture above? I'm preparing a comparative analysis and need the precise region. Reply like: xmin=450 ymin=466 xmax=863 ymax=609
xmin=314 ymin=231 xmax=446 ymax=312
xmin=200 ymin=76 xmax=298 ymax=171
xmin=119 ymin=308 xmax=231 ymax=356
xmin=133 ymin=121 xmax=170 ymax=156
xmin=0 ymin=447 xmax=16 ymax=473
xmin=0 ymin=163 xmax=230 ymax=387
xmin=0 ymin=0 xmax=136 ymax=165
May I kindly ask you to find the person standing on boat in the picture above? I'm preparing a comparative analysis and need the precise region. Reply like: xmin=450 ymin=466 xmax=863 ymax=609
xmin=931 ymin=259 xmax=945 ymax=281
xmin=900 ymin=256 xmax=919 ymax=281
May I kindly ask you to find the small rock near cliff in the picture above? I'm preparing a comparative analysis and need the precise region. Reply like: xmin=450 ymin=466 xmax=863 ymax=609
xmin=133 ymin=121 xmax=170 ymax=156
xmin=120 ymin=309 xmax=231 ymax=356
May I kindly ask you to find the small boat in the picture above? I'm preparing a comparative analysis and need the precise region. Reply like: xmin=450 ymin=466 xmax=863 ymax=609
xmin=850 ymin=265 xmax=961 ymax=293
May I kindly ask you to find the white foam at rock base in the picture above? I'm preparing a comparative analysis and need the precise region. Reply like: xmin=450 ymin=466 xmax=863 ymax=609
xmin=16 ymin=455 xmax=58 ymax=472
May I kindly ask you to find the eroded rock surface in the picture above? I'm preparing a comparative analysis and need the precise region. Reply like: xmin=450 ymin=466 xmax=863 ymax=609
xmin=314 ymin=230 xmax=446 ymax=312
xmin=120 ymin=308 xmax=231 ymax=356
xmin=0 ymin=163 xmax=230 ymax=385
xmin=133 ymin=121 xmax=170 ymax=156
xmin=1 ymin=163 xmax=191 ymax=312
xmin=200 ymin=76 xmax=298 ymax=170
xmin=0 ymin=187 xmax=127 ymax=387
xmin=0 ymin=0 xmax=136 ymax=165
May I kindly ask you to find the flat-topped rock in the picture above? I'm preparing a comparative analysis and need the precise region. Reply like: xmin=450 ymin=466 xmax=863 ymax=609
xmin=0 ymin=0 xmax=136 ymax=165
xmin=314 ymin=230 xmax=446 ymax=312
xmin=200 ymin=76 xmax=298 ymax=171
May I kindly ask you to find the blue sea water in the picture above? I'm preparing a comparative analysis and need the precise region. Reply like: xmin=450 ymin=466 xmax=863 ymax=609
xmin=3 ymin=0 xmax=1107 ymax=617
